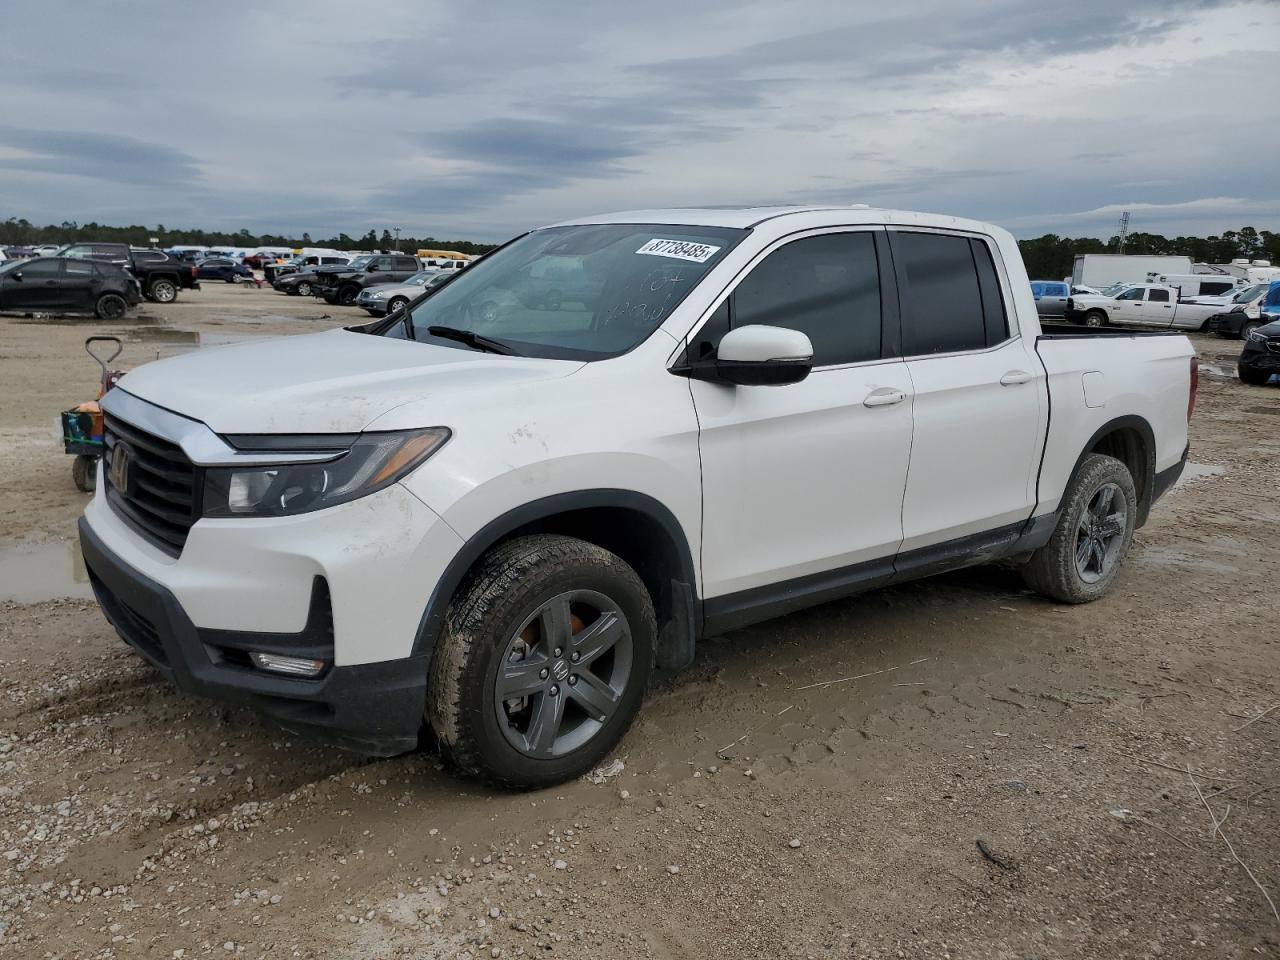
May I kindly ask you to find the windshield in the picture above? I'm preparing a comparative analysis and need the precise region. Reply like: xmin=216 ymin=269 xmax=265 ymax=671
xmin=1100 ymin=283 xmax=1127 ymax=296
xmin=387 ymin=223 xmax=746 ymax=360
xmin=345 ymin=255 xmax=373 ymax=269
xmin=406 ymin=271 xmax=435 ymax=286
xmin=1235 ymin=284 xmax=1266 ymax=303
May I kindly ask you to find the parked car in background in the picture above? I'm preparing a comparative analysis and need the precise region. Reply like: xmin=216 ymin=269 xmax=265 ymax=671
xmin=0 ymin=256 xmax=140 ymax=319
xmin=1067 ymin=283 xmax=1226 ymax=330
xmin=264 ymin=252 xmax=350 ymax=282
xmin=355 ymin=270 xmax=452 ymax=316
xmin=1030 ymin=280 xmax=1070 ymax=317
xmin=1201 ymin=282 xmax=1276 ymax=339
xmin=1237 ymin=318 xmax=1280 ymax=385
xmin=58 ymin=242 xmax=200 ymax=303
xmin=272 ymin=268 xmax=326 ymax=296
xmin=196 ymin=257 xmax=254 ymax=282
xmin=78 ymin=206 xmax=1195 ymax=788
xmin=31 ymin=244 xmax=62 ymax=257
xmin=312 ymin=253 xmax=421 ymax=305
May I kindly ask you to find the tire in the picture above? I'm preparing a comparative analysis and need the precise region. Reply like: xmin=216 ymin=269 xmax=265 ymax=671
xmin=149 ymin=278 xmax=177 ymax=303
xmin=295 ymin=281 xmax=312 ymax=297
xmin=427 ymin=534 xmax=656 ymax=789
xmin=95 ymin=293 xmax=128 ymax=321
xmin=1239 ymin=363 xmax=1271 ymax=386
xmin=1022 ymin=453 xmax=1138 ymax=604
xmin=337 ymin=284 xmax=359 ymax=306
xmin=387 ymin=297 xmax=408 ymax=314
xmin=72 ymin=455 xmax=97 ymax=493
xmin=1240 ymin=320 xmax=1261 ymax=341
xmin=1083 ymin=310 xmax=1106 ymax=328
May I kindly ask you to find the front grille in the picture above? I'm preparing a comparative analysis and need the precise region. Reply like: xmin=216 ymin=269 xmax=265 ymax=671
xmin=103 ymin=413 xmax=197 ymax=556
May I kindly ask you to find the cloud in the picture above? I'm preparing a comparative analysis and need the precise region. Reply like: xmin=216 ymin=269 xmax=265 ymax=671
xmin=0 ymin=126 xmax=202 ymax=187
xmin=0 ymin=0 xmax=1274 ymax=242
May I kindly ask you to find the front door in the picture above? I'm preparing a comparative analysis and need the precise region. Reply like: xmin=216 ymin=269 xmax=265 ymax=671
xmin=688 ymin=228 xmax=914 ymax=603
xmin=0 ymin=258 xmax=65 ymax=310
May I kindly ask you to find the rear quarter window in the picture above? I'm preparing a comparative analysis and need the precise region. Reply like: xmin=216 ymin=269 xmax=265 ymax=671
xmin=891 ymin=231 xmax=1008 ymax=355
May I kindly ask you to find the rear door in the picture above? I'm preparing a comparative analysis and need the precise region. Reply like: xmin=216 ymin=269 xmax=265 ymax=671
xmin=690 ymin=227 xmax=914 ymax=600
xmin=888 ymin=229 xmax=1046 ymax=555
xmin=60 ymin=258 xmax=100 ymax=310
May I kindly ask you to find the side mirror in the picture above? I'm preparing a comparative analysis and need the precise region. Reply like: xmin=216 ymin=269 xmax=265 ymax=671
xmin=11 ymin=272 xmax=22 ymax=282
xmin=367 ymin=263 xmax=379 ymax=272
xmin=681 ymin=324 xmax=813 ymax=386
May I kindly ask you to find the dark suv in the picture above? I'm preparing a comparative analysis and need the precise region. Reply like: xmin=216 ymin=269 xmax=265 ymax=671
xmin=58 ymin=243 xmax=199 ymax=303
xmin=312 ymin=254 xmax=421 ymax=306
xmin=0 ymin=256 xmax=141 ymax=319
xmin=1238 ymin=317 xmax=1280 ymax=386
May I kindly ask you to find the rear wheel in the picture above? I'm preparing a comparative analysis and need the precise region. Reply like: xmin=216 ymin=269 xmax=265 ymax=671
xmin=1022 ymin=454 xmax=1137 ymax=603
xmin=1239 ymin=363 xmax=1271 ymax=386
xmin=149 ymin=278 xmax=177 ymax=303
xmin=427 ymin=535 xmax=655 ymax=788
xmin=95 ymin=293 xmax=128 ymax=320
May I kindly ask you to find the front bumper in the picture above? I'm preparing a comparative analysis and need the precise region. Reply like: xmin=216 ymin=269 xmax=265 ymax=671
xmin=1206 ymin=312 xmax=1246 ymax=336
xmin=80 ymin=516 xmax=430 ymax=756
xmin=1240 ymin=344 xmax=1280 ymax=372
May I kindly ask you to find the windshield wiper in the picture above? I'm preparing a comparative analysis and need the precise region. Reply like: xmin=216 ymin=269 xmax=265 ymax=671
xmin=426 ymin=325 xmax=520 ymax=356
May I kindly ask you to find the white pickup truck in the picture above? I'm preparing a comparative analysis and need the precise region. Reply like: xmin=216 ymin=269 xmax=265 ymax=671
xmin=1066 ymin=282 xmax=1227 ymax=331
xmin=78 ymin=207 xmax=1197 ymax=788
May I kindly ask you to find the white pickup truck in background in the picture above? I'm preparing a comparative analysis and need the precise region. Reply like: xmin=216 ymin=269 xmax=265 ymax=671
xmin=78 ymin=206 xmax=1197 ymax=788
xmin=1067 ymin=282 xmax=1230 ymax=331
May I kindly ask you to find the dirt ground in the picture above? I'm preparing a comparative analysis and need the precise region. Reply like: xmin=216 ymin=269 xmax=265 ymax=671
xmin=1 ymin=285 xmax=1277 ymax=959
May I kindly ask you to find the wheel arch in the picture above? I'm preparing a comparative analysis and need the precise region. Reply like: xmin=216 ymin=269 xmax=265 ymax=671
xmin=413 ymin=490 xmax=699 ymax=669
xmin=1063 ymin=415 xmax=1157 ymax=527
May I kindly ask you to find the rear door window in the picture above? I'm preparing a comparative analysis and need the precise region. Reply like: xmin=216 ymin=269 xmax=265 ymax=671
xmin=1147 ymin=288 xmax=1170 ymax=303
xmin=720 ymin=231 xmax=884 ymax=367
xmin=891 ymin=231 xmax=1007 ymax=354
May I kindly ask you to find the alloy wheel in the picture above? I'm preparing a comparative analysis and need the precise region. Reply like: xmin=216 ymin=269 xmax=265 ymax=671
xmin=1074 ymin=482 xmax=1127 ymax=584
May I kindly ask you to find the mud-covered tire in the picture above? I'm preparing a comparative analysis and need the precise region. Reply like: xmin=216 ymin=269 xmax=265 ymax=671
xmin=427 ymin=534 xmax=655 ymax=789
xmin=1022 ymin=453 xmax=1138 ymax=604
xmin=72 ymin=455 xmax=97 ymax=493
xmin=149 ymin=278 xmax=178 ymax=303
xmin=1239 ymin=363 xmax=1271 ymax=386
xmin=95 ymin=293 xmax=128 ymax=320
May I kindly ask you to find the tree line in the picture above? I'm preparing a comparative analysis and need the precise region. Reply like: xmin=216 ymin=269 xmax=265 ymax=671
xmin=1017 ymin=226 xmax=1280 ymax=280
xmin=0 ymin=218 xmax=499 ymax=257
xmin=3 ymin=216 xmax=1278 ymax=277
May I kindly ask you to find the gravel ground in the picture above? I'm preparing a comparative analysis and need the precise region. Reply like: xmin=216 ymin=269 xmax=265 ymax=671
xmin=1 ymin=286 xmax=1277 ymax=958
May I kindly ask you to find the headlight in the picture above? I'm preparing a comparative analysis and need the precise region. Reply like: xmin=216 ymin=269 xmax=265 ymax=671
xmin=202 ymin=428 xmax=449 ymax=518
xmin=1247 ymin=329 xmax=1268 ymax=343
xmin=368 ymin=291 xmax=386 ymax=299
xmin=1230 ymin=305 xmax=1244 ymax=313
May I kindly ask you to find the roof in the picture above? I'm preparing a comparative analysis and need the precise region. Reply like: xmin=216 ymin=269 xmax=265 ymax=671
xmin=545 ymin=205 xmax=1004 ymax=238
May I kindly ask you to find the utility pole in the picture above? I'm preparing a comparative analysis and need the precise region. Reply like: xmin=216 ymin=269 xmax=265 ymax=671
xmin=1117 ymin=211 xmax=1130 ymax=254
xmin=393 ymin=227 xmax=401 ymax=252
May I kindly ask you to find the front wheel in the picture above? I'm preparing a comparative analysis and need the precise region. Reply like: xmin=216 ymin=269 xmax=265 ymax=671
xmin=1022 ymin=453 xmax=1137 ymax=603
xmin=387 ymin=296 xmax=408 ymax=314
xmin=1083 ymin=310 xmax=1107 ymax=328
xmin=337 ymin=285 xmax=359 ymax=306
xmin=1239 ymin=363 xmax=1271 ymax=386
xmin=427 ymin=535 xmax=655 ymax=789
xmin=295 ymin=281 xmax=312 ymax=297
xmin=1240 ymin=320 xmax=1261 ymax=341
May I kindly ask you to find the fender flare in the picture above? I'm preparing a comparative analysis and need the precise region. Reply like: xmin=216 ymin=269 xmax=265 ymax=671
xmin=1057 ymin=414 xmax=1157 ymax=525
xmin=410 ymin=489 xmax=698 ymax=664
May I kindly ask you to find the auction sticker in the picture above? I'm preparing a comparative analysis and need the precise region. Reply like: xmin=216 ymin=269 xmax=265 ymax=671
xmin=635 ymin=238 xmax=721 ymax=263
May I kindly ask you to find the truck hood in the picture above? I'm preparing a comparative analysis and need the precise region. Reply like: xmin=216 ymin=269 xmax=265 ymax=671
xmin=116 ymin=328 xmax=583 ymax=434
xmin=1069 ymin=293 xmax=1112 ymax=307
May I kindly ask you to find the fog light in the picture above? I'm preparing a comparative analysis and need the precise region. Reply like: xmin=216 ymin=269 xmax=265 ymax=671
xmin=249 ymin=652 xmax=327 ymax=677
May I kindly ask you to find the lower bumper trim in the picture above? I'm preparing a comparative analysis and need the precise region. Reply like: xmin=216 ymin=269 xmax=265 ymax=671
xmin=78 ymin=517 xmax=427 ymax=756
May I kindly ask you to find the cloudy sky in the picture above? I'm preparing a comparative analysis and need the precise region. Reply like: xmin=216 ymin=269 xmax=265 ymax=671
xmin=1 ymin=0 xmax=1276 ymax=243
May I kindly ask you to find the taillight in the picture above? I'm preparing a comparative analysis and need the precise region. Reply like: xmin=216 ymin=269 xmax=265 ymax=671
xmin=1188 ymin=356 xmax=1199 ymax=422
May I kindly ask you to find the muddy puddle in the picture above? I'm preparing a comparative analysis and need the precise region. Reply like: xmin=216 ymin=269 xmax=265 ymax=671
xmin=0 ymin=541 xmax=94 ymax=603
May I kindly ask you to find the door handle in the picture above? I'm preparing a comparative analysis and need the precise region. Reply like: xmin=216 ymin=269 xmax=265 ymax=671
xmin=1000 ymin=370 xmax=1034 ymax=386
xmin=863 ymin=388 xmax=907 ymax=407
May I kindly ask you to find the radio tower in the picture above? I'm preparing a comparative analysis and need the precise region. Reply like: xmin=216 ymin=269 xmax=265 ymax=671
xmin=1117 ymin=211 xmax=1130 ymax=253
